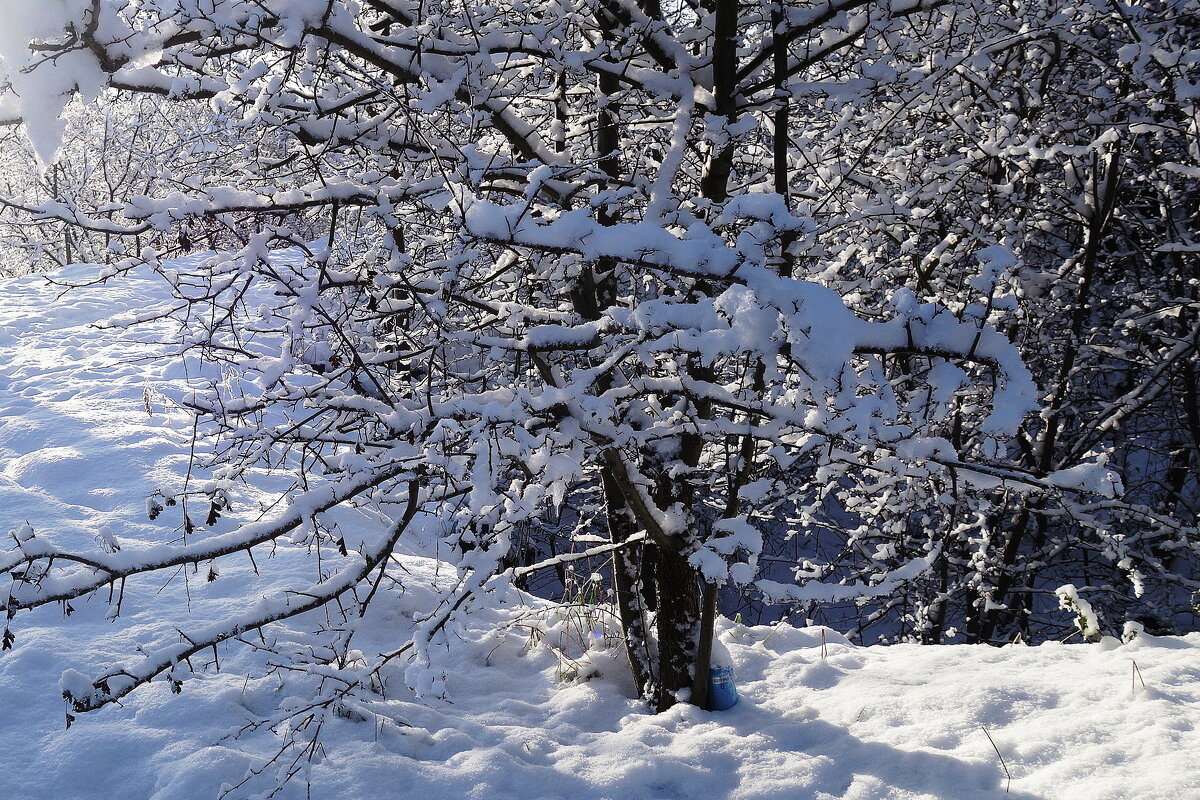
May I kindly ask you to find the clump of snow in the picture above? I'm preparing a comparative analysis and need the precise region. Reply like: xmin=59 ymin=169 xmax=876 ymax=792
xmin=970 ymin=244 xmax=1019 ymax=293
xmin=0 ymin=1 xmax=106 ymax=161
xmin=1056 ymin=584 xmax=1102 ymax=640
xmin=1046 ymin=460 xmax=1124 ymax=498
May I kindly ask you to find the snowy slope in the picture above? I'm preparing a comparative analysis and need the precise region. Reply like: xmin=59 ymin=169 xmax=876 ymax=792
xmin=1 ymin=263 xmax=1198 ymax=800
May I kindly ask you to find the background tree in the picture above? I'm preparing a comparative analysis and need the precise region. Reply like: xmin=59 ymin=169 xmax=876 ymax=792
xmin=0 ymin=93 xmax=326 ymax=275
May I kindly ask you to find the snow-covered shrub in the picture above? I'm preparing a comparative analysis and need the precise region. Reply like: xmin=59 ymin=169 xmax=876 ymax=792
xmin=1056 ymin=585 xmax=1101 ymax=641
xmin=0 ymin=0 xmax=1195 ymax=748
xmin=528 ymin=570 xmax=623 ymax=683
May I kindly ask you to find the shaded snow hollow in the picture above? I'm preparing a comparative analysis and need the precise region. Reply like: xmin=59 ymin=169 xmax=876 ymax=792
xmin=0 ymin=261 xmax=1198 ymax=800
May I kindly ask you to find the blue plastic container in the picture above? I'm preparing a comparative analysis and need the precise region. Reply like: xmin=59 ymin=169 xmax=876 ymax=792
xmin=708 ymin=664 xmax=738 ymax=710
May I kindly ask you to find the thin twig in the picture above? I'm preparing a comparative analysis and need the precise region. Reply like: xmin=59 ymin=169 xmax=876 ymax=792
xmin=981 ymin=725 xmax=1011 ymax=794
xmin=761 ymin=613 xmax=789 ymax=646
xmin=1131 ymin=660 xmax=1147 ymax=692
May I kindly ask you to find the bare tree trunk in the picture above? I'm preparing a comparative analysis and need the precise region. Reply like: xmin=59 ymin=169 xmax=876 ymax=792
xmin=651 ymin=545 xmax=701 ymax=711
xmin=601 ymin=468 xmax=654 ymax=697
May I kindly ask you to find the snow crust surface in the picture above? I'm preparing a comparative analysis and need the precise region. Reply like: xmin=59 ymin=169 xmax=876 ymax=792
xmin=1 ymin=264 xmax=1198 ymax=799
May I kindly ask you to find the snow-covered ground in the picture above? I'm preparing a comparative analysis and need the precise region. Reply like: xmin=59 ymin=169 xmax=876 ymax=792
xmin=1 ymin=262 xmax=1198 ymax=800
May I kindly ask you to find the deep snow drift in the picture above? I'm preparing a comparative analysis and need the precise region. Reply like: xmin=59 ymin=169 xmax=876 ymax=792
xmin=1 ymin=261 xmax=1197 ymax=800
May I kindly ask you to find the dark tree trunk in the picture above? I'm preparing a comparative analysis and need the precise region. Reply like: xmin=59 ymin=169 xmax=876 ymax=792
xmin=600 ymin=468 xmax=654 ymax=697
xmin=650 ymin=545 xmax=701 ymax=711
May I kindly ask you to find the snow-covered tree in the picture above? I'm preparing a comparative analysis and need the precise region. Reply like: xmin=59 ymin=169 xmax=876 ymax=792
xmin=0 ymin=92 xmax=327 ymax=274
xmin=0 ymin=0 xmax=1195 ymax=726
